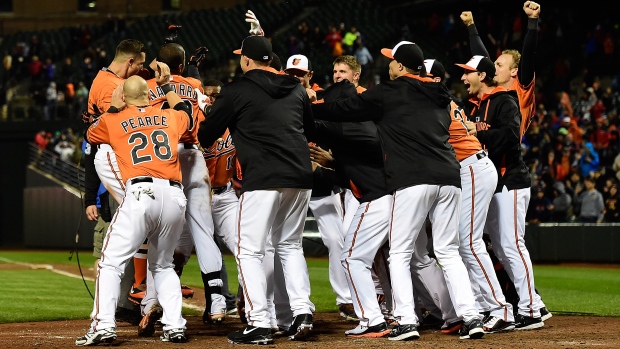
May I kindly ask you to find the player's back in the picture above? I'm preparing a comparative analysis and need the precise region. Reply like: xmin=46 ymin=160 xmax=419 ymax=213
xmin=88 ymin=105 xmax=189 ymax=182
xmin=147 ymin=75 xmax=203 ymax=144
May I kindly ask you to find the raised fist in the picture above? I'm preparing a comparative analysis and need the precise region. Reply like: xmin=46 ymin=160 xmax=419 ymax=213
xmin=189 ymin=46 xmax=208 ymax=67
xmin=163 ymin=21 xmax=182 ymax=44
xmin=245 ymin=10 xmax=264 ymax=36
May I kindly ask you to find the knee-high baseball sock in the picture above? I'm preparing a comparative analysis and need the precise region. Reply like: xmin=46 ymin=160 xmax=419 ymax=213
xmin=132 ymin=242 xmax=148 ymax=288
xmin=202 ymin=271 xmax=223 ymax=311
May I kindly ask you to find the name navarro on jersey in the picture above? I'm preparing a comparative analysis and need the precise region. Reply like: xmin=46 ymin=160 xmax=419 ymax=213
xmin=149 ymin=84 xmax=196 ymax=101
xmin=121 ymin=115 xmax=168 ymax=133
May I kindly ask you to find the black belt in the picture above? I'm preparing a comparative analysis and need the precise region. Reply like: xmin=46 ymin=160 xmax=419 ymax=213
xmin=131 ymin=177 xmax=182 ymax=189
xmin=184 ymin=143 xmax=199 ymax=150
xmin=212 ymin=184 xmax=229 ymax=195
xmin=476 ymin=151 xmax=487 ymax=160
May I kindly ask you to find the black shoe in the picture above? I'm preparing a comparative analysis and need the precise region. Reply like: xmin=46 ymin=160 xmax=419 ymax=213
xmin=482 ymin=316 xmax=515 ymax=333
xmin=345 ymin=322 xmax=391 ymax=338
xmin=419 ymin=312 xmax=443 ymax=330
xmin=514 ymin=314 xmax=544 ymax=330
xmin=388 ymin=324 xmax=420 ymax=341
xmin=540 ymin=307 xmax=553 ymax=321
xmin=288 ymin=313 xmax=313 ymax=340
xmin=227 ymin=326 xmax=273 ymax=345
xmin=458 ymin=318 xmax=485 ymax=339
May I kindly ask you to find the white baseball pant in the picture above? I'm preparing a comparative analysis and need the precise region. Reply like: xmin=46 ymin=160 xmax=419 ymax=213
xmin=389 ymin=184 xmax=480 ymax=325
xmin=174 ymin=146 xmax=221 ymax=275
xmin=410 ymin=221 xmax=459 ymax=324
xmin=459 ymin=152 xmax=514 ymax=321
xmin=485 ymin=186 xmax=545 ymax=317
xmin=236 ymin=189 xmax=315 ymax=328
xmin=90 ymin=177 xmax=186 ymax=332
xmin=211 ymin=181 xmax=238 ymax=254
xmin=341 ymin=194 xmax=392 ymax=327
xmin=342 ymin=188 xmax=359 ymax=233
xmin=93 ymin=145 xmax=124 ymax=203
xmin=309 ymin=192 xmax=352 ymax=306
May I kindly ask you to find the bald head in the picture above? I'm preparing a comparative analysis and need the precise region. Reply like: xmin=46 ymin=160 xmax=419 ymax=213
xmin=123 ymin=75 xmax=149 ymax=106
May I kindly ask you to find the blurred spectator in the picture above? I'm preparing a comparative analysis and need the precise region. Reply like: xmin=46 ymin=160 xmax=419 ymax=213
xmin=527 ymin=187 xmax=554 ymax=223
xmin=354 ymin=42 xmax=373 ymax=84
xmin=34 ymin=130 xmax=48 ymax=150
xmin=3 ymin=51 xmax=12 ymax=73
xmin=81 ymin=56 xmax=97 ymax=87
xmin=342 ymin=26 xmax=360 ymax=55
xmin=28 ymin=55 xmax=43 ymax=78
xmin=604 ymin=184 xmax=620 ymax=222
xmin=573 ymin=176 xmax=605 ymax=223
xmin=552 ymin=181 xmax=573 ymax=222
xmin=54 ymin=137 xmax=76 ymax=163
xmin=75 ymin=81 xmax=89 ymax=116
xmin=578 ymin=141 xmax=600 ymax=177
xmin=44 ymin=81 xmax=58 ymax=120
xmin=42 ymin=58 xmax=56 ymax=81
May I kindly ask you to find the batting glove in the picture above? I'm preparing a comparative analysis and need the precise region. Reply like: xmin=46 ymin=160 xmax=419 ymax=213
xmin=188 ymin=46 xmax=208 ymax=67
xmin=245 ymin=10 xmax=264 ymax=36
xmin=163 ymin=20 xmax=182 ymax=44
xmin=195 ymin=89 xmax=211 ymax=115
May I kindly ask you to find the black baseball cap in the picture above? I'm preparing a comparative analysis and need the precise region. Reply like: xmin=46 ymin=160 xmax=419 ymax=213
xmin=456 ymin=55 xmax=496 ymax=78
xmin=423 ymin=59 xmax=446 ymax=80
xmin=381 ymin=41 xmax=424 ymax=71
xmin=233 ymin=36 xmax=273 ymax=62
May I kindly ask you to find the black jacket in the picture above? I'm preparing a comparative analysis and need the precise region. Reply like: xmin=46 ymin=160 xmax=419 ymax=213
xmin=198 ymin=68 xmax=315 ymax=193
xmin=314 ymin=80 xmax=388 ymax=202
xmin=312 ymin=75 xmax=461 ymax=192
xmin=465 ymin=88 xmax=531 ymax=192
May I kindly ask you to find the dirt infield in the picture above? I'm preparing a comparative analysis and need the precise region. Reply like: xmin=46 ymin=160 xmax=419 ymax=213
xmin=2 ymin=262 xmax=620 ymax=348
xmin=2 ymin=313 xmax=620 ymax=349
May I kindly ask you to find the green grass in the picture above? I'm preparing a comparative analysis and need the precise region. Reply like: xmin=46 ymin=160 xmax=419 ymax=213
xmin=1 ymin=250 xmax=619 ymax=324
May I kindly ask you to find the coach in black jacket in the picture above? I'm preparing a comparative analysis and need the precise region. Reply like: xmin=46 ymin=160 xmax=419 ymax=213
xmin=198 ymin=35 xmax=316 ymax=345
xmin=311 ymin=42 xmax=485 ymax=341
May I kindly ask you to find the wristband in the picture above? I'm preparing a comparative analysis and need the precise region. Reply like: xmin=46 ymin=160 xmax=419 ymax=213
xmin=160 ymin=84 xmax=174 ymax=94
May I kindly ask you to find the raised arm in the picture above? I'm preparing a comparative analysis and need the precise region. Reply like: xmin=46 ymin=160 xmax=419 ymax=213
xmin=461 ymin=11 xmax=490 ymax=58
xmin=518 ymin=1 xmax=540 ymax=87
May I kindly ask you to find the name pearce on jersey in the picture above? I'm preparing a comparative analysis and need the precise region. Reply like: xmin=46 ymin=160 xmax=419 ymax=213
xmin=121 ymin=115 xmax=168 ymax=133
xmin=149 ymin=83 xmax=196 ymax=100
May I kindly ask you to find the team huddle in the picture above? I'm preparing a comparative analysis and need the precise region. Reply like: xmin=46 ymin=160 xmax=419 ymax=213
xmin=76 ymin=1 xmax=550 ymax=346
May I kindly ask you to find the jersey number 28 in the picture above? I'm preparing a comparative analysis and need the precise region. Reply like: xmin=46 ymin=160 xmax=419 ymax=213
xmin=129 ymin=130 xmax=172 ymax=165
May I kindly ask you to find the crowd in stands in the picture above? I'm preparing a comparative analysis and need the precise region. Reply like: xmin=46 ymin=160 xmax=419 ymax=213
xmin=33 ymin=127 xmax=84 ymax=166
xmin=6 ymin=3 xmax=620 ymax=224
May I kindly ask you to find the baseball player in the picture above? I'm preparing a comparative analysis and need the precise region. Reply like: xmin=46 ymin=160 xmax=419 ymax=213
xmin=76 ymin=64 xmax=191 ymax=346
xmin=462 ymin=0 xmax=551 ymax=324
xmin=144 ymin=43 xmax=227 ymax=327
xmin=458 ymin=55 xmax=544 ymax=330
xmin=426 ymin=58 xmax=515 ymax=332
xmin=80 ymin=39 xmax=156 ymax=311
xmin=310 ymin=56 xmax=393 ymax=338
xmin=284 ymin=53 xmax=356 ymax=320
xmin=197 ymin=35 xmax=315 ymax=345
xmin=201 ymin=78 xmax=239 ymax=315
xmin=311 ymin=41 xmax=485 ymax=341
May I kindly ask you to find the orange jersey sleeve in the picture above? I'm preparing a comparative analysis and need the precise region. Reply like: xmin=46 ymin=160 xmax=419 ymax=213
xmin=356 ymin=86 xmax=367 ymax=93
xmin=86 ymin=106 xmax=189 ymax=182
xmin=87 ymin=69 xmax=125 ymax=116
xmin=448 ymin=100 xmax=482 ymax=161
xmin=203 ymin=128 xmax=237 ymax=187
xmin=147 ymin=75 xmax=204 ymax=144
xmin=513 ymin=76 xmax=536 ymax=139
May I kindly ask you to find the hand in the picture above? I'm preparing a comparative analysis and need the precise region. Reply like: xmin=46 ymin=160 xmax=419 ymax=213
xmin=245 ymin=10 xmax=264 ymax=36
xmin=523 ymin=1 xmax=541 ymax=18
xmin=81 ymin=110 xmax=97 ymax=124
xmin=306 ymin=88 xmax=317 ymax=102
xmin=163 ymin=21 xmax=182 ymax=44
xmin=189 ymin=46 xmax=208 ymax=67
xmin=460 ymin=11 xmax=474 ymax=26
xmin=110 ymin=84 xmax=126 ymax=110
xmin=155 ymin=62 xmax=172 ymax=86
xmin=311 ymin=161 xmax=319 ymax=172
xmin=195 ymin=89 xmax=211 ymax=114
xmin=309 ymin=144 xmax=334 ymax=167
xmin=85 ymin=205 xmax=98 ymax=221
xmin=465 ymin=121 xmax=477 ymax=135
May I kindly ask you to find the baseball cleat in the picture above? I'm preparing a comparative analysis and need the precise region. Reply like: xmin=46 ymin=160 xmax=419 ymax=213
xmin=441 ymin=319 xmax=464 ymax=334
xmin=160 ymin=328 xmax=187 ymax=343
xmin=128 ymin=284 xmax=146 ymax=305
xmin=181 ymin=284 xmax=194 ymax=299
xmin=458 ymin=317 xmax=485 ymax=339
xmin=227 ymin=326 xmax=273 ymax=345
xmin=514 ymin=314 xmax=544 ymax=330
xmin=540 ymin=307 xmax=553 ymax=321
xmin=288 ymin=313 xmax=313 ymax=340
xmin=138 ymin=304 xmax=163 ymax=337
xmin=203 ymin=293 xmax=227 ymax=324
xmin=345 ymin=322 xmax=391 ymax=338
xmin=388 ymin=324 xmax=420 ymax=341
xmin=482 ymin=316 xmax=515 ymax=333
xmin=338 ymin=303 xmax=359 ymax=321
xmin=75 ymin=328 xmax=116 ymax=346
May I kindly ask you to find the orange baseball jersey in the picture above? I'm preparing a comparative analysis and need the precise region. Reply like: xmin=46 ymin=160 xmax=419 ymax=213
xmin=448 ymin=100 xmax=482 ymax=161
xmin=88 ymin=68 xmax=125 ymax=116
xmin=146 ymin=75 xmax=204 ymax=144
xmin=203 ymin=128 xmax=237 ymax=187
xmin=512 ymin=76 xmax=536 ymax=139
xmin=86 ymin=105 xmax=189 ymax=182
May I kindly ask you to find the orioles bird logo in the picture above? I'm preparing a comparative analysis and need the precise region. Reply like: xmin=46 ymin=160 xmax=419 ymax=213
xmin=292 ymin=58 xmax=302 ymax=66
